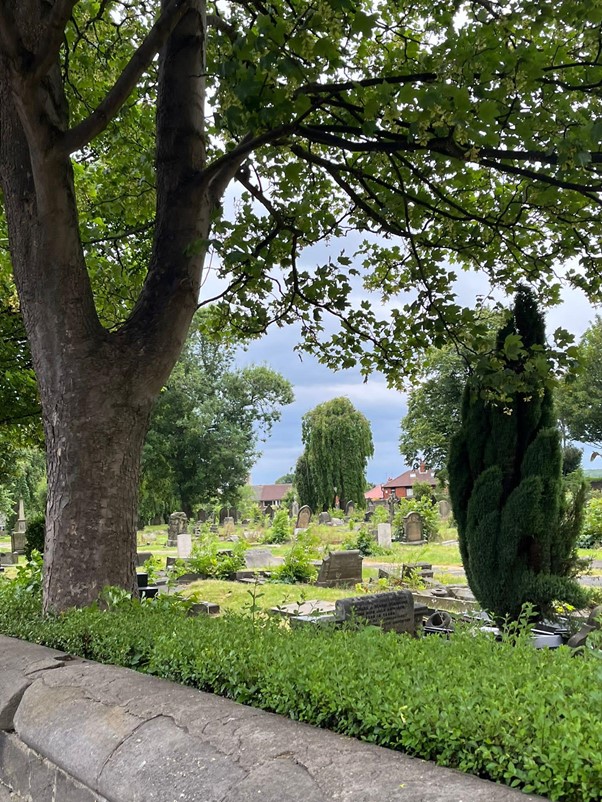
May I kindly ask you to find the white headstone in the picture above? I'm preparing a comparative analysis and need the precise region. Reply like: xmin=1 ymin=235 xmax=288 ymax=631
xmin=377 ymin=523 xmax=392 ymax=548
xmin=177 ymin=533 xmax=192 ymax=559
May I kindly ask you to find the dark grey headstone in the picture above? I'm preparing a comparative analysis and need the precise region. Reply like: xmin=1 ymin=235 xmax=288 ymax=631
xmin=335 ymin=589 xmax=415 ymax=634
xmin=187 ymin=601 xmax=220 ymax=616
xmin=345 ymin=501 xmax=355 ymax=516
xmin=167 ymin=511 xmax=187 ymax=547
xmin=318 ymin=511 xmax=331 ymax=525
xmin=315 ymin=550 xmax=362 ymax=587
xmin=136 ymin=552 xmax=153 ymax=567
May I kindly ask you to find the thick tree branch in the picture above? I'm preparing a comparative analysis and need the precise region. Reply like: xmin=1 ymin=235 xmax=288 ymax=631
xmin=0 ymin=1 xmax=30 ymax=66
xmin=295 ymin=72 xmax=437 ymax=97
xmin=31 ymin=0 xmax=79 ymax=81
xmin=61 ymin=0 xmax=192 ymax=154
xmin=207 ymin=12 xmax=236 ymax=41
xmin=203 ymin=124 xmax=298 ymax=201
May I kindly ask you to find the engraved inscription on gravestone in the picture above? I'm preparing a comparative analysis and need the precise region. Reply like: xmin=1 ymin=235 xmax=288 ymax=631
xmin=404 ymin=511 xmax=424 ymax=543
xmin=296 ymin=505 xmax=312 ymax=529
xmin=335 ymin=590 xmax=415 ymax=634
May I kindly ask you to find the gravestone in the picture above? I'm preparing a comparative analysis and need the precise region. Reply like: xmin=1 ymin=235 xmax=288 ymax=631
xmin=438 ymin=499 xmax=452 ymax=519
xmin=296 ymin=505 xmax=312 ymax=529
xmin=318 ymin=511 xmax=331 ymax=525
xmin=219 ymin=507 xmax=229 ymax=525
xmin=335 ymin=589 xmax=417 ymax=634
xmin=403 ymin=511 xmax=424 ymax=543
xmin=315 ymin=550 xmax=362 ymax=587
xmin=223 ymin=516 xmax=235 ymax=528
xmin=197 ymin=509 xmax=208 ymax=524
xmin=291 ymin=500 xmax=299 ymax=518
xmin=177 ymin=533 xmax=192 ymax=559
xmin=364 ymin=510 xmax=374 ymax=523
xmin=11 ymin=498 xmax=27 ymax=554
xmin=244 ymin=548 xmax=282 ymax=569
xmin=377 ymin=522 xmax=392 ymax=549
xmin=345 ymin=501 xmax=355 ymax=516
xmin=167 ymin=511 xmax=187 ymax=547
xmin=264 ymin=505 xmax=275 ymax=520
xmin=136 ymin=551 xmax=153 ymax=567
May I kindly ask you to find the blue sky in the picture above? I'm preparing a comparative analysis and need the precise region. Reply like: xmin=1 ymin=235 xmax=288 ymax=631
xmin=234 ymin=285 xmax=599 ymax=486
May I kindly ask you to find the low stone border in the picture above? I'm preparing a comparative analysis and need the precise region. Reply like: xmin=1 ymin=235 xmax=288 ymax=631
xmin=0 ymin=635 xmax=548 ymax=802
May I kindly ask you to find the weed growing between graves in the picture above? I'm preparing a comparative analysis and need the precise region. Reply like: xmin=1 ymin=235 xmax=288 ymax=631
xmin=271 ymin=530 xmax=319 ymax=583
xmin=0 ymin=564 xmax=601 ymax=801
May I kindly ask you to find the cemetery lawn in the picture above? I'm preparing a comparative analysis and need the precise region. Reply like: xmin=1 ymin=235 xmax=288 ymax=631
xmin=182 ymin=579 xmax=353 ymax=612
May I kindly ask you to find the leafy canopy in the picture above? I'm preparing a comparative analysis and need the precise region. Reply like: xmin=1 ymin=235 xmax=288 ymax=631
xmin=139 ymin=318 xmax=293 ymax=521
xmin=1 ymin=1 xmax=598 ymax=386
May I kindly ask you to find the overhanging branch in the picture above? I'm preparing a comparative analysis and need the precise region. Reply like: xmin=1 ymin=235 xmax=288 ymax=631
xmin=61 ymin=0 xmax=192 ymax=154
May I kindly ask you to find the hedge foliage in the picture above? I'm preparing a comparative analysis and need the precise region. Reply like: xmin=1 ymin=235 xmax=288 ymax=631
xmin=0 ymin=574 xmax=601 ymax=801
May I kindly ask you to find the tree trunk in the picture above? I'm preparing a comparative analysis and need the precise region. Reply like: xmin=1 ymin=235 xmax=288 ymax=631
xmin=0 ymin=1 xmax=213 ymax=613
xmin=42 ymin=359 xmax=153 ymax=613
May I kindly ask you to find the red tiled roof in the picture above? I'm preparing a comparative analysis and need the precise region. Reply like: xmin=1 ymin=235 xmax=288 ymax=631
xmin=253 ymin=484 xmax=293 ymax=502
xmin=364 ymin=484 xmax=385 ymax=500
xmin=383 ymin=468 xmax=436 ymax=489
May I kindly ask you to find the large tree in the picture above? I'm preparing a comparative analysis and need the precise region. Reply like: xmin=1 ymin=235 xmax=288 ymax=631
xmin=295 ymin=396 xmax=373 ymax=511
xmin=399 ymin=345 xmax=467 ymax=473
xmin=1 ymin=2 xmax=602 ymax=611
xmin=140 ymin=323 xmax=293 ymax=520
xmin=448 ymin=288 xmax=586 ymax=621
xmin=557 ymin=316 xmax=602 ymax=450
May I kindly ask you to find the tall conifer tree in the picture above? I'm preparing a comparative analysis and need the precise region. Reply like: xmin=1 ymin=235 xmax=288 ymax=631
xmin=449 ymin=288 xmax=586 ymax=620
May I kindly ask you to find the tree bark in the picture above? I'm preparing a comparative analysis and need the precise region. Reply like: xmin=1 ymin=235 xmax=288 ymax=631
xmin=43 ymin=362 xmax=153 ymax=612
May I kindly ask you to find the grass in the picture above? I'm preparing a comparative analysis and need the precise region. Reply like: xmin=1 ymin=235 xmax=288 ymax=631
xmin=181 ymin=578 xmax=355 ymax=612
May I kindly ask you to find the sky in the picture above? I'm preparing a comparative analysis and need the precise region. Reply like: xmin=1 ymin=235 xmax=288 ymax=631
xmin=233 ymin=283 xmax=600 ymax=486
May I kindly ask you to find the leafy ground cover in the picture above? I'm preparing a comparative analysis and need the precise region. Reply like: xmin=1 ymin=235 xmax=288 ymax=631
xmin=0 ymin=568 xmax=600 ymax=802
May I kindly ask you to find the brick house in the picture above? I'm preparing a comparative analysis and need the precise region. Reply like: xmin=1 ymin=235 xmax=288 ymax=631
xmin=382 ymin=463 xmax=437 ymax=499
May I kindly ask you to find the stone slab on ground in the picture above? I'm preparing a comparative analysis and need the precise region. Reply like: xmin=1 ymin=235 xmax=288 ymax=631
xmin=271 ymin=600 xmax=337 ymax=618
xmin=0 ymin=635 xmax=548 ymax=802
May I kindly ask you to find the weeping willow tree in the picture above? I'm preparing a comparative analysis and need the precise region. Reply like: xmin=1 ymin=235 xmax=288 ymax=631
xmin=295 ymin=397 xmax=373 ymax=511
xmin=448 ymin=287 xmax=587 ymax=621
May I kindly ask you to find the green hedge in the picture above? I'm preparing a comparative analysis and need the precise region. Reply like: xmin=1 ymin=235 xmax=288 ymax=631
xmin=0 ymin=579 xmax=600 ymax=801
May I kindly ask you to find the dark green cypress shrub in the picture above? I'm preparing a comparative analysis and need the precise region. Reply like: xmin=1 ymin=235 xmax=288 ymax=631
xmin=448 ymin=288 xmax=586 ymax=620
xmin=24 ymin=514 xmax=45 ymax=559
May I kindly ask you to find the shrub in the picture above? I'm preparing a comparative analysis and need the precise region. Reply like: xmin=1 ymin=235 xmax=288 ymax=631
xmin=271 ymin=530 xmax=319 ymax=584
xmin=188 ymin=533 xmax=247 ymax=579
xmin=342 ymin=528 xmax=375 ymax=556
xmin=580 ymin=493 xmax=602 ymax=548
xmin=0 ymin=583 xmax=600 ymax=801
xmin=392 ymin=497 xmax=439 ymax=541
xmin=24 ymin=514 xmax=45 ymax=559
xmin=370 ymin=506 xmax=389 ymax=525
xmin=448 ymin=288 xmax=586 ymax=620
xmin=262 ymin=508 xmax=291 ymax=544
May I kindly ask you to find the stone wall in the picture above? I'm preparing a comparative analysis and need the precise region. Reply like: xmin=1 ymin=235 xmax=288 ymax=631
xmin=0 ymin=636 xmax=545 ymax=802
